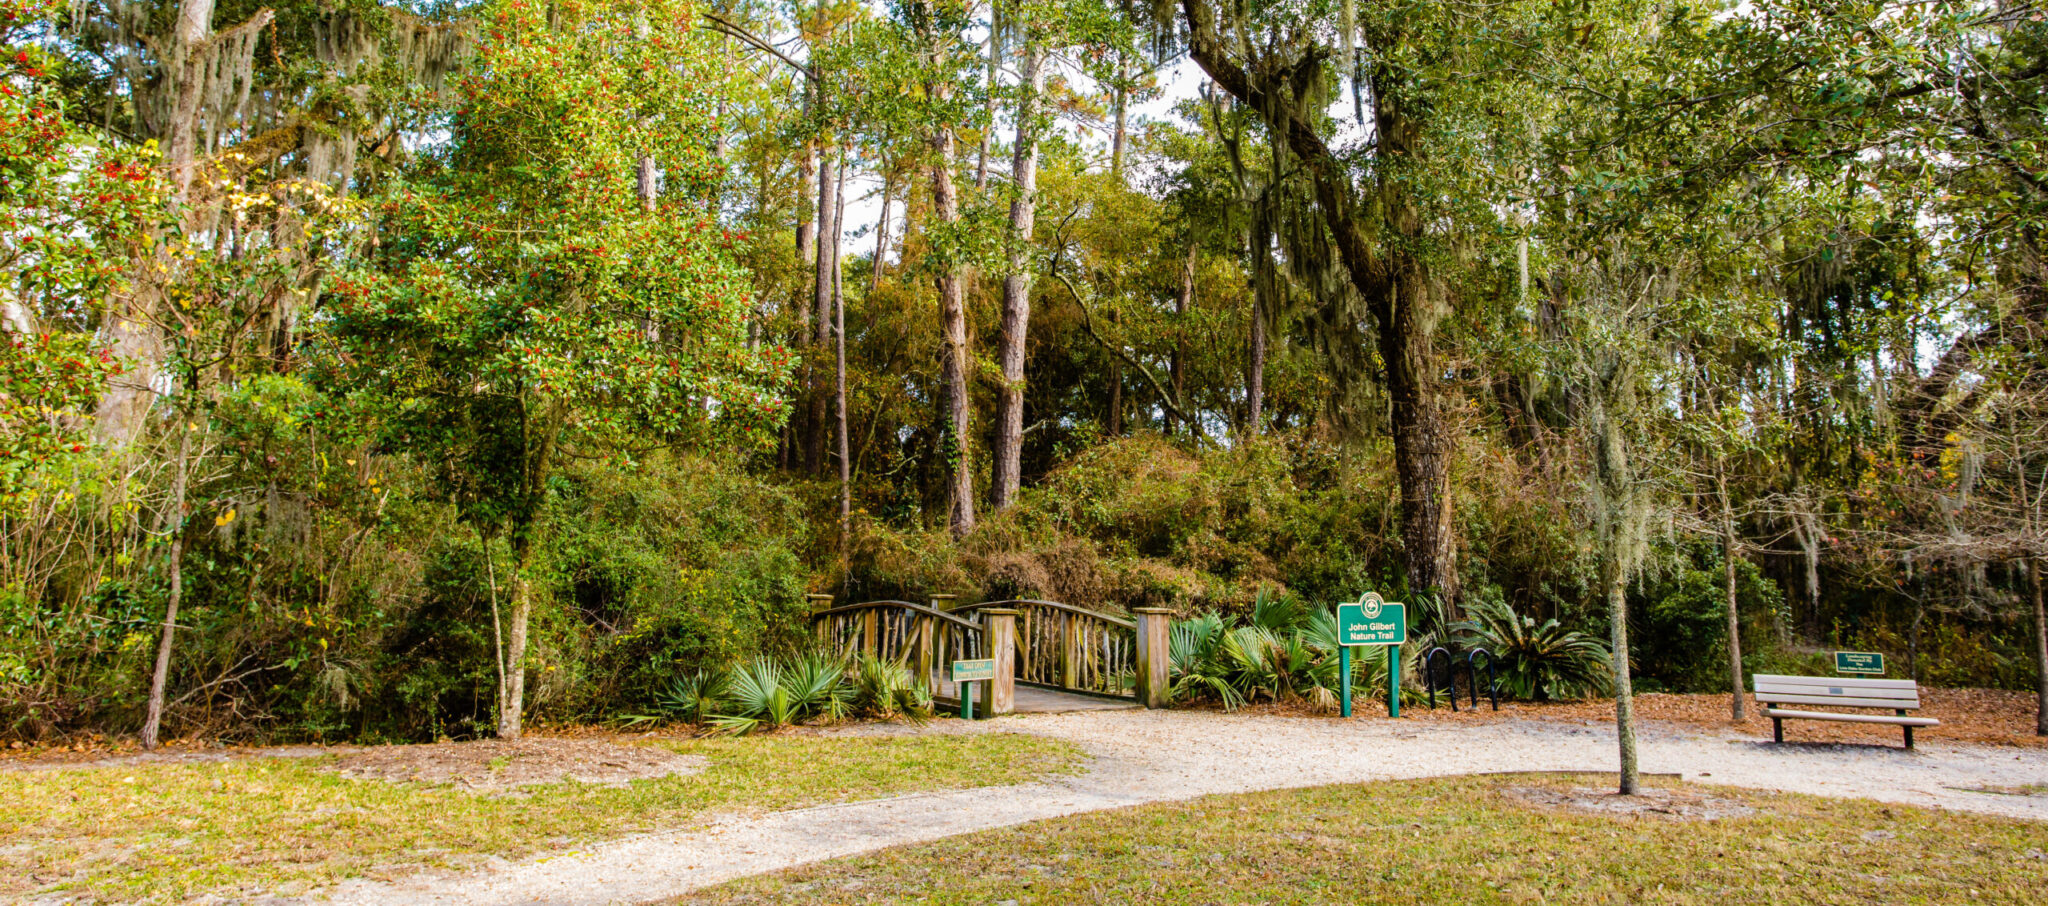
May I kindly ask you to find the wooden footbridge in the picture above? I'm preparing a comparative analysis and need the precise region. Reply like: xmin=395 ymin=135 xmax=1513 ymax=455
xmin=809 ymin=596 xmax=1173 ymax=714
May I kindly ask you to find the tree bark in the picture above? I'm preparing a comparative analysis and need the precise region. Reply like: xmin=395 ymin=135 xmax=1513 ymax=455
xmin=796 ymin=117 xmax=818 ymax=271
xmin=2032 ymin=558 xmax=2046 ymax=735
xmin=1169 ymin=245 xmax=1192 ymax=436
xmin=1107 ymin=310 xmax=1123 ymax=436
xmin=637 ymin=155 xmax=657 ymax=211
xmin=991 ymin=35 xmax=1042 ymax=511
xmin=835 ymin=152 xmax=853 ymax=572
xmin=1249 ymin=209 xmax=1277 ymax=437
xmin=1609 ymin=564 xmax=1640 ymax=795
xmin=976 ymin=14 xmax=1001 ymax=192
xmin=496 ymin=556 xmax=532 ymax=740
xmin=808 ymin=143 xmax=842 ymax=474
xmin=1718 ymin=466 xmax=1746 ymax=721
xmin=164 ymin=0 xmax=218 ymax=201
xmin=1110 ymin=50 xmax=1128 ymax=182
xmin=921 ymin=31 xmax=975 ymax=535
xmin=871 ymin=172 xmax=892 ymax=293
xmin=140 ymin=424 xmax=193 ymax=750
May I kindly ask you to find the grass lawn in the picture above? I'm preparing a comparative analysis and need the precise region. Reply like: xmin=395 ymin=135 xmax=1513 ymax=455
xmin=688 ymin=774 xmax=2048 ymax=905
xmin=3 ymin=731 xmax=1084 ymax=904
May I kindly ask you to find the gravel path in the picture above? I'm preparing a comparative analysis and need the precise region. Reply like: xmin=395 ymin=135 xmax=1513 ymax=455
xmin=323 ymin=711 xmax=2048 ymax=906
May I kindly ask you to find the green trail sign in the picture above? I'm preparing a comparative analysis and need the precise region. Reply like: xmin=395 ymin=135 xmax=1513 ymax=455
xmin=951 ymin=658 xmax=996 ymax=682
xmin=1334 ymin=592 xmax=1408 ymax=720
xmin=952 ymin=658 xmax=996 ymax=720
xmin=1337 ymin=593 xmax=1407 ymax=646
xmin=1834 ymin=651 xmax=1886 ymax=675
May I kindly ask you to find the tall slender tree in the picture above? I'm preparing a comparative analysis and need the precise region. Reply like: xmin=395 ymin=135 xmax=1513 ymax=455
xmin=989 ymin=15 xmax=1042 ymax=510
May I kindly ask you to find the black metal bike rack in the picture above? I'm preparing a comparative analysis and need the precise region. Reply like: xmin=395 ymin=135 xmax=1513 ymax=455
xmin=1466 ymin=648 xmax=1499 ymax=711
xmin=1423 ymin=646 xmax=1458 ymax=711
xmin=1424 ymin=646 xmax=1501 ymax=712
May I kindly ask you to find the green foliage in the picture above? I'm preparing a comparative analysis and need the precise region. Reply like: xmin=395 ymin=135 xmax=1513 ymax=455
xmin=846 ymin=652 xmax=935 ymax=723
xmin=1167 ymin=612 xmax=1242 ymax=710
xmin=708 ymin=654 xmax=844 ymax=735
xmin=668 ymin=650 xmax=936 ymax=736
xmin=319 ymin=0 xmax=792 ymax=551
xmin=1166 ymin=594 xmax=1410 ymax=712
xmin=658 ymin=667 xmax=729 ymax=724
xmin=1457 ymin=600 xmax=1613 ymax=702
xmin=1629 ymin=550 xmax=1782 ymax=693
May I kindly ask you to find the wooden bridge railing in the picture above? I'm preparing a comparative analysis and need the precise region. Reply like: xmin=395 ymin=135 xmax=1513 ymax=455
xmin=952 ymin=599 xmax=1137 ymax=699
xmin=809 ymin=596 xmax=1171 ymax=712
xmin=810 ymin=598 xmax=985 ymax=692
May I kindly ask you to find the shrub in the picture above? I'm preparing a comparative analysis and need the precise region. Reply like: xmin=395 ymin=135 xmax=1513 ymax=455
xmin=663 ymin=651 xmax=933 ymax=735
xmin=707 ymin=653 xmax=848 ymax=736
xmin=1456 ymin=599 xmax=1611 ymax=701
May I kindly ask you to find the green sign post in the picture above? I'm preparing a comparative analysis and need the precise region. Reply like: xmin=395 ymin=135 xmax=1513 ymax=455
xmin=952 ymin=658 xmax=995 ymax=719
xmin=1335 ymin=593 xmax=1408 ymax=718
xmin=1834 ymin=651 xmax=1886 ymax=675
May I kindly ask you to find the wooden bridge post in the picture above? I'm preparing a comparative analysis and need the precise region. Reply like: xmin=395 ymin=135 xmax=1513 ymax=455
xmin=1134 ymin=608 xmax=1173 ymax=709
xmin=981 ymin=608 xmax=1019 ymax=715
xmin=920 ymin=596 xmax=953 ymax=690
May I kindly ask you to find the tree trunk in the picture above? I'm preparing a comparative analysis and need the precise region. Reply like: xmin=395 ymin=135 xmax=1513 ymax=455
xmin=871 ymin=173 xmax=892 ymax=293
xmin=1719 ymin=467 xmax=1746 ymax=721
xmin=1107 ymin=311 xmax=1123 ymax=436
xmin=796 ymin=131 xmax=818 ymax=270
xmin=164 ymin=0 xmax=217 ymax=200
xmin=1609 ymin=563 xmax=1639 ymax=795
xmin=835 ymin=157 xmax=853 ymax=574
xmin=990 ymin=36 xmax=1042 ymax=511
xmin=789 ymin=130 xmax=818 ymax=473
xmin=1169 ymin=245 xmax=1192 ymax=436
xmin=496 ymin=558 xmax=532 ymax=740
xmin=1248 ymin=287 xmax=1265 ymax=435
xmin=1110 ymin=53 xmax=1128 ymax=182
xmin=2032 ymin=558 xmax=2046 ymax=735
xmin=637 ymin=155 xmax=657 ymax=211
xmin=140 ymin=424 xmax=193 ymax=750
xmin=1379 ymin=262 xmax=1457 ymax=604
xmin=976 ymin=16 xmax=1000 ymax=192
xmin=930 ymin=115 xmax=975 ymax=535
xmin=808 ymin=143 xmax=842 ymax=475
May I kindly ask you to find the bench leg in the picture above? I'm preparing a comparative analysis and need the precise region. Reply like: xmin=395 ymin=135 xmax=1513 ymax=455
xmin=1772 ymin=716 xmax=1782 ymax=744
xmin=1904 ymin=725 xmax=1914 ymax=750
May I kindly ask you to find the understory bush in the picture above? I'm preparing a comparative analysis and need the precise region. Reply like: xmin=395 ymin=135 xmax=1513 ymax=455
xmin=1454 ymin=600 xmax=1612 ymax=701
xmin=658 ymin=652 xmax=934 ymax=735
xmin=0 ymin=430 xmax=811 ymax=742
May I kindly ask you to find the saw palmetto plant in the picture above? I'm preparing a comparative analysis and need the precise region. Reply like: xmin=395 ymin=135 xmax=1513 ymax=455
xmin=1456 ymin=600 xmax=1612 ymax=701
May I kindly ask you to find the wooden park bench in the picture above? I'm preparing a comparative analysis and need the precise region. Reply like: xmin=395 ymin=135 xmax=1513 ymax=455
xmin=1751 ymin=674 xmax=1939 ymax=749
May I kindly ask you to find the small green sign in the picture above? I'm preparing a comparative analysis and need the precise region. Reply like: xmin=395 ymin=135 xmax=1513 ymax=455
xmin=951 ymin=658 xmax=996 ymax=682
xmin=1337 ymin=593 xmax=1407 ymax=646
xmin=1835 ymin=651 xmax=1885 ymax=675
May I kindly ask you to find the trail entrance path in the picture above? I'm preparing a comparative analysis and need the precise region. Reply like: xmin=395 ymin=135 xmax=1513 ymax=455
xmin=323 ymin=710 xmax=2048 ymax=906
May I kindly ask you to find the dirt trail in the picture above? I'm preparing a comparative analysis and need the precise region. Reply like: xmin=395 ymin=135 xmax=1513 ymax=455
xmin=320 ymin=709 xmax=2048 ymax=906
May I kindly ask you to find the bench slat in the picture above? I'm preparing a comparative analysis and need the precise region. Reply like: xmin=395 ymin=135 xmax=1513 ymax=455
xmin=1753 ymin=682 xmax=1919 ymax=701
xmin=1762 ymin=707 xmax=1940 ymax=727
xmin=1755 ymin=692 xmax=1920 ymax=709
xmin=1754 ymin=685 xmax=1918 ymax=703
xmin=1752 ymin=673 xmax=1918 ymax=690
